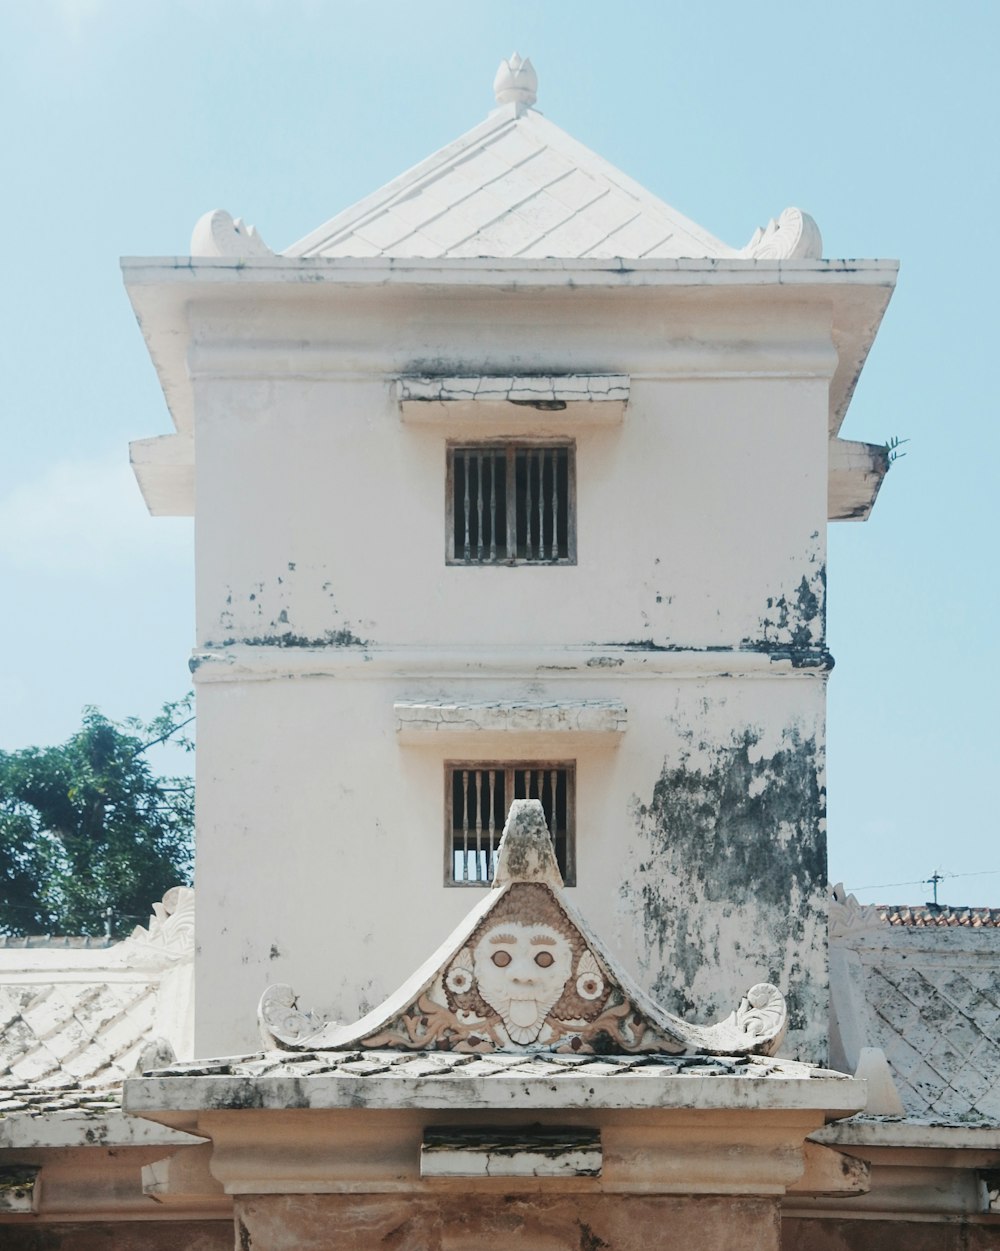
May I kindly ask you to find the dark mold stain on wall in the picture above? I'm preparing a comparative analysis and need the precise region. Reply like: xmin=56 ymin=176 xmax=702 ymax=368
xmin=206 ymin=568 xmax=371 ymax=649
xmin=743 ymin=550 xmax=827 ymax=657
xmin=625 ymin=725 xmax=828 ymax=1061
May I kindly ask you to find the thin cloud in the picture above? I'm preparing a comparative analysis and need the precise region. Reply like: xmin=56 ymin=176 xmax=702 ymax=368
xmin=0 ymin=451 xmax=191 ymax=577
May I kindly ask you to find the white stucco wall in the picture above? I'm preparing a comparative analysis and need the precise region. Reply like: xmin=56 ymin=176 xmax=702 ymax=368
xmin=178 ymin=277 xmax=835 ymax=1062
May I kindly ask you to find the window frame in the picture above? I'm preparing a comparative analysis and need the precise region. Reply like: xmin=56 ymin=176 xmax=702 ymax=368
xmin=445 ymin=439 xmax=577 ymax=566
xmin=444 ymin=760 xmax=577 ymax=888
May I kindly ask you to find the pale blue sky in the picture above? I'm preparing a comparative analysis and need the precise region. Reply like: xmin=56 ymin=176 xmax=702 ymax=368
xmin=1 ymin=1 xmax=997 ymax=905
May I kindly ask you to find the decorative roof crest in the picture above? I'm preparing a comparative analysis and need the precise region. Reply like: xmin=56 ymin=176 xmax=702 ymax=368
xmin=259 ymin=801 xmax=788 ymax=1057
xmin=829 ymin=882 xmax=885 ymax=942
xmin=111 ymin=886 xmax=195 ymax=968
xmin=493 ymin=52 xmax=538 ymax=109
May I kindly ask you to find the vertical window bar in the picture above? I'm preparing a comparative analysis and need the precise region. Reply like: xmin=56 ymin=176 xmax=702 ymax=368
xmin=480 ymin=455 xmax=488 ymax=562
xmin=461 ymin=769 xmax=470 ymax=881
xmin=537 ymin=449 xmax=545 ymax=561
xmin=551 ymin=450 xmax=559 ymax=560
xmin=524 ymin=449 xmax=533 ymax=560
xmin=489 ymin=453 xmax=497 ymax=562
xmin=463 ymin=452 xmax=471 ymax=562
xmin=487 ymin=770 xmax=496 ymax=880
xmin=474 ymin=769 xmax=483 ymax=882
xmin=550 ymin=768 xmax=559 ymax=866
xmin=498 ymin=768 xmax=505 ymax=874
xmin=506 ymin=448 xmax=516 ymax=561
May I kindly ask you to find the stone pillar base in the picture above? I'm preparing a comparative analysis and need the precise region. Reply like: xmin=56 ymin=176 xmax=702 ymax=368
xmin=236 ymin=1192 xmax=781 ymax=1251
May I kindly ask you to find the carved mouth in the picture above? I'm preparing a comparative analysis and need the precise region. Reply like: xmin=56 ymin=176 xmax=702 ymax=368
xmin=508 ymin=999 xmax=539 ymax=1029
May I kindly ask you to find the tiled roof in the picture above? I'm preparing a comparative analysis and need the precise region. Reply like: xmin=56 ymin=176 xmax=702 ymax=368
xmin=878 ymin=905 xmax=1000 ymax=928
xmin=146 ymin=1048 xmax=836 ymax=1082
xmin=126 ymin=1047 xmax=861 ymax=1118
xmin=285 ymin=104 xmax=734 ymax=262
xmin=0 ymin=888 xmax=194 ymax=1093
xmin=0 ymin=1077 xmax=120 ymax=1116
xmin=863 ymin=957 xmax=1000 ymax=1120
xmin=830 ymin=889 xmax=1000 ymax=1124
xmin=0 ymin=978 xmax=160 ymax=1089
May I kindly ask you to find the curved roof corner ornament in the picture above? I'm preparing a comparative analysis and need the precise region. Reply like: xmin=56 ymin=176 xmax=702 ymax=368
xmin=190 ymin=208 xmax=273 ymax=258
xmin=742 ymin=206 xmax=823 ymax=260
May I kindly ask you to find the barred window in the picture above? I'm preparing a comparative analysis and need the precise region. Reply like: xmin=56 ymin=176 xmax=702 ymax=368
xmin=447 ymin=444 xmax=575 ymax=564
xmin=446 ymin=762 xmax=575 ymax=886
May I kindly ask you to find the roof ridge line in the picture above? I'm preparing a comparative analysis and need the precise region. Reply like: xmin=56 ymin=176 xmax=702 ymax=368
xmin=284 ymin=108 xmax=522 ymax=257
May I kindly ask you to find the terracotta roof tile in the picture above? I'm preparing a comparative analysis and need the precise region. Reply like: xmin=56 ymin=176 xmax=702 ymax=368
xmin=878 ymin=905 xmax=1000 ymax=928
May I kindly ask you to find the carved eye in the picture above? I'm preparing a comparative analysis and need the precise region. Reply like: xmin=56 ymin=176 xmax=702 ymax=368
xmin=491 ymin=950 xmax=512 ymax=967
xmin=534 ymin=950 xmax=555 ymax=968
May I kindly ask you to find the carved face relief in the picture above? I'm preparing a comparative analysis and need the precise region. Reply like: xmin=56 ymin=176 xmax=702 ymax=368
xmin=472 ymin=921 xmax=573 ymax=1043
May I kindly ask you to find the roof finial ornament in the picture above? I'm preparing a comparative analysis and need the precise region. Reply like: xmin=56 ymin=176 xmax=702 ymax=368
xmin=493 ymin=52 xmax=538 ymax=109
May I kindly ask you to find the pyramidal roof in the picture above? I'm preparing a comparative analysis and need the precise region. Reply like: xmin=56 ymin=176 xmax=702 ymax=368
xmin=280 ymin=56 xmax=817 ymax=263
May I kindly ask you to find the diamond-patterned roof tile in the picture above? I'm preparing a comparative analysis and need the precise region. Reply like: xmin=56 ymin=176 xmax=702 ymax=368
xmin=858 ymin=947 xmax=1000 ymax=1121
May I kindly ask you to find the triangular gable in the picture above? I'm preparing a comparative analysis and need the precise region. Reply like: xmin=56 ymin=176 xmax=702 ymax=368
xmin=259 ymin=801 xmax=788 ymax=1057
xmin=284 ymin=103 xmax=735 ymax=262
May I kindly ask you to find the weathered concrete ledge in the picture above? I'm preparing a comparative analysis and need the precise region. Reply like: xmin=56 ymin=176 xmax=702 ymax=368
xmin=123 ymin=1058 xmax=865 ymax=1203
xmin=127 ymin=1073 xmax=862 ymax=1117
xmin=828 ymin=437 xmax=889 ymax=522
xmin=122 ymin=255 xmax=899 ymax=286
xmin=394 ymin=700 xmax=627 ymax=743
xmin=190 ymin=643 xmax=833 ymax=684
xmin=125 ymin=1054 xmax=863 ymax=1119
xmin=0 ymin=1108 xmax=213 ymax=1221
xmin=397 ymin=374 xmax=628 ymax=424
xmin=813 ymin=1118 xmax=1000 ymax=1151
xmin=0 ymin=1107 xmax=202 ymax=1151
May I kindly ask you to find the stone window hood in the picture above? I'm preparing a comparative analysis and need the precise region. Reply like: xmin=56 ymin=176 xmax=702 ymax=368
xmin=396 ymin=374 xmax=630 ymax=424
xmin=394 ymin=700 xmax=627 ymax=747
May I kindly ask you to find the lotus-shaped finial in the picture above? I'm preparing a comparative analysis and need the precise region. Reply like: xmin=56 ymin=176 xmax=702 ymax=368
xmin=493 ymin=52 xmax=538 ymax=108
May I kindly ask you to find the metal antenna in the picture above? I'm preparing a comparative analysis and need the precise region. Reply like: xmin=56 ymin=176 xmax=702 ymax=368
xmin=927 ymin=871 xmax=944 ymax=906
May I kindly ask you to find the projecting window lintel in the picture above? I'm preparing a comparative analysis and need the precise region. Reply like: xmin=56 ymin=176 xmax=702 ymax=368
xmin=396 ymin=374 xmax=629 ymax=424
xmin=395 ymin=701 xmax=627 ymax=744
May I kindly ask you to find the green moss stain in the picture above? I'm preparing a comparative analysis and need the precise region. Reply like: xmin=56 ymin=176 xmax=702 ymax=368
xmin=743 ymin=562 xmax=827 ymax=656
xmin=625 ymin=726 xmax=827 ymax=1060
xmin=208 ymin=571 xmax=370 ymax=648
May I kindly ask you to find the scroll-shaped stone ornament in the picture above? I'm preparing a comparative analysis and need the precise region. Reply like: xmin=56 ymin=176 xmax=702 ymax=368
xmin=259 ymin=801 xmax=789 ymax=1058
xmin=190 ymin=208 xmax=273 ymax=258
xmin=741 ymin=206 xmax=823 ymax=260
xmin=258 ymin=983 xmax=323 ymax=1045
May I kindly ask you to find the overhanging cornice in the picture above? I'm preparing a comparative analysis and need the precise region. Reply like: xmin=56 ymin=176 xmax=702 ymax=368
xmin=123 ymin=255 xmax=896 ymax=519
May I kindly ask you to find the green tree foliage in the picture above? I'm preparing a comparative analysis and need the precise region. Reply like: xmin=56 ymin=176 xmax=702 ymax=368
xmin=0 ymin=697 xmax=194 ymax=938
